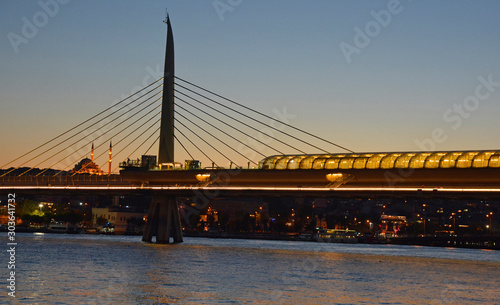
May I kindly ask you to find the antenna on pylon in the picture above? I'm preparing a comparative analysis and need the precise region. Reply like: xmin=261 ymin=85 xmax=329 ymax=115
xmin=163 ymin=9 xmax=169 ymax=24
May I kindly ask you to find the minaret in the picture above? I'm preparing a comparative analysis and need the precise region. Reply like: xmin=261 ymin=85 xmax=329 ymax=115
xmin=158 ymin=14 xmax=175 ymax=164
xmin=91 ymin=143 xmax=94 ymax=162
xmin=108 ymin=141 xmax=112 ymax=175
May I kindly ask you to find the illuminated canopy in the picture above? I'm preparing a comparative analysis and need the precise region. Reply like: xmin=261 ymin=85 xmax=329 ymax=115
xmin=258 ymin=150 xmax=500 ymax=170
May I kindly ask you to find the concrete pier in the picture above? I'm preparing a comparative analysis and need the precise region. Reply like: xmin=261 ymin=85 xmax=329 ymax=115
xmin=142 ymin=194 xmax=183 ymax=243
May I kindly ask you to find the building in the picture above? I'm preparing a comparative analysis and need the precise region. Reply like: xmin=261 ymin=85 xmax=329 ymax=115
xmin=71 ymin=144 xmax=104 ymax=175
xmin=92 ymin=207 xmax=146 ymax=234
xmin=71 ymin=158 xmax=104 ymax=175
xmin=380 ymin=215 xmax=407 ymax=236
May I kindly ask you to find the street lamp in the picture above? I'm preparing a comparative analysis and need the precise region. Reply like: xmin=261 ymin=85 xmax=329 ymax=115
xmin=486 ymin=212 xmax=493 ymax=229
xmin=39 ymin=203 xmax=43 ymax=212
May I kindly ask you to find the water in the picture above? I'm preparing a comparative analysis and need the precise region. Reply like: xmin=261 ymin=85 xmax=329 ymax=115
xmin=10 ymin=233 xmax=500 ymax=304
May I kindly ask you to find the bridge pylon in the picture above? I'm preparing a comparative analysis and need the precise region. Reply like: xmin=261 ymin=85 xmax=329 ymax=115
xmin=158 ymin=14 xmax=175 ymax=164
xmin=142 ymin=194 xmax=183 ymax=244
xmin=141 ymin=15 xmax=183 ymax=244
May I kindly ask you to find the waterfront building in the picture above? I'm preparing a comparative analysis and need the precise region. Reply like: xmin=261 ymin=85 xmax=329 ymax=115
xmin=92 ymin=207 xmax=146 ymax=234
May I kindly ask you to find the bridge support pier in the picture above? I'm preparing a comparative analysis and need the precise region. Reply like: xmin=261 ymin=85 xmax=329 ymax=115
xmin=142 ymin=195 xmax=183 ymax=244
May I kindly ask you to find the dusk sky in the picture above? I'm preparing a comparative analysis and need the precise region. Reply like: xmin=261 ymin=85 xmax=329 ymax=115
xmin=1 ymin=0 xmax=500 ymax=170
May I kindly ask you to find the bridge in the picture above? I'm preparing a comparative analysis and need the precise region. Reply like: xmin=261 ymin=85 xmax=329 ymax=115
xmin=2 ymin=16 xmax=500 ymax=243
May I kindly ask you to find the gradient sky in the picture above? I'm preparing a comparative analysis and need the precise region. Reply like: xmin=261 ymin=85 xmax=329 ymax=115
xmin=1 ymin=0 xmax=500 ymax=170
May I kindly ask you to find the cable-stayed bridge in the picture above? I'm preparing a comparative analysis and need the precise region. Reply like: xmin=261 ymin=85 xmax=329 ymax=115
xmin=2 ymin=16 xmax=500 ymax=243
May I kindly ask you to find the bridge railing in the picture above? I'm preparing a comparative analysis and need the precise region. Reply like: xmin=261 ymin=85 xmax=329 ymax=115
xmin=0 ymin=174 xmax=124 ymax=186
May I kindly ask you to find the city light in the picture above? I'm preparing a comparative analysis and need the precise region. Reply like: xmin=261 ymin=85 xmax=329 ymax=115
xmin=486 ymin=212 xmax=493 ymax=228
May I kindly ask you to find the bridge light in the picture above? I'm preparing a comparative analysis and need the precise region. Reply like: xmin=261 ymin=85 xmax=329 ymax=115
xmin=326 ymin=173 xmax=343 ymax=182
xmin=195 ymin=173 xmax=212 ymax=182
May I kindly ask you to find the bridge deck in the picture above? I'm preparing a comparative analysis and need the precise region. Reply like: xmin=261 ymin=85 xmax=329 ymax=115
xmin=120 ymin=167 xmax=500 ymax=188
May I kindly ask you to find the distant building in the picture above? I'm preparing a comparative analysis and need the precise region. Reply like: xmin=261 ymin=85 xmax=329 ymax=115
xmin=92 ymin=207 xmax=145 ymax=234
xmin=380 ymin=215 xmax=407 ymax=236
xmin=71 ymin=143 xmax=104 ymax=175
xmin=71 ymin=158 xmax=104 ymax=175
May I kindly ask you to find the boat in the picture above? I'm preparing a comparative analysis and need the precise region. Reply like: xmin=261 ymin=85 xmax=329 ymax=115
xmin=314 ymin=229 xmax=358 ymax=243
xmin=47 ymin=221 xmax=82 ymax=234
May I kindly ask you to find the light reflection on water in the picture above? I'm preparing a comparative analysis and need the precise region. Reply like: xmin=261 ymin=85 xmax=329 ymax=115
xmin=16 ymin=233 xmax=500 ymax=304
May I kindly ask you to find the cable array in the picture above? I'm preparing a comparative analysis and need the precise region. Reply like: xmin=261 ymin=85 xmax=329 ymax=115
xmin=171 ymin=76 xmax=354 ymax=168
xmin=1 ymin=78 xmax=164 ymax=176
xmin=1 ymin=75 xmax=354 ymax=175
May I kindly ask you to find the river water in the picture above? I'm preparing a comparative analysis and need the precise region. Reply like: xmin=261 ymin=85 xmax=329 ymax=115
xmin=10 ymin=233 xmax=500 ymax=304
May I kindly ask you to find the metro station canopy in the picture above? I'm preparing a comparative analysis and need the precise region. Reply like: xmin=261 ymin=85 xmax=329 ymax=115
xmin=259 ymin=150 xmax=500 ymax=170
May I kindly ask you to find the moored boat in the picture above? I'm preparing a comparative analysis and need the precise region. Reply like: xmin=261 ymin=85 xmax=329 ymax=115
xmin=314 ymin=229 xmax=358 ymax=243
xmin=47 ymin=221 xmax=82 ymax=234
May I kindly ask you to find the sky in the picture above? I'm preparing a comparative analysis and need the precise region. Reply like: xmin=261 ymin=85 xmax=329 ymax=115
xmin=1 ymin=0 xmax=500 ymax=171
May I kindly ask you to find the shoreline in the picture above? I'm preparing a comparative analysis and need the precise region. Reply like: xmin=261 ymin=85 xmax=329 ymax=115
xmin=183 ymin=231 xmax=500 ymax=250
xmin=7 ymin=226 xmax=499 ymax=250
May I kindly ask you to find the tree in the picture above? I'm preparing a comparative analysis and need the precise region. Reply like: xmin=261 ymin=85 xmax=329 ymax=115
xmin=17 ymin=199 xmax=40 ymax=218
xmin=21 ymin=214 xmax=32 ymax=223
xmin=30 ymin=215 xmax=45 ymax=224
